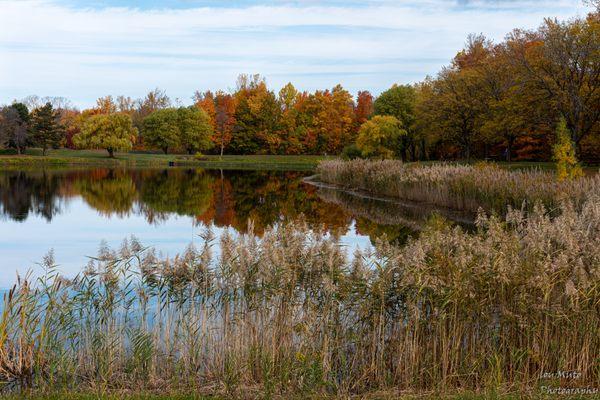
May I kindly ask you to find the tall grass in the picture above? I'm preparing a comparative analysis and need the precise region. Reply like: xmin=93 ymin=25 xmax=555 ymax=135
xmin=1 ymin=194 xmax=599 ymax=397
xmin=316 ymin=160 xmax=600 ymax=214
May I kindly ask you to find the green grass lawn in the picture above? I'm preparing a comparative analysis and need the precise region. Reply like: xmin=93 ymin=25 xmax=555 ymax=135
xmin=0 ymin=149 xmax=596 ymax=172
xmin=0 ymin=148 xmax=332 ymax=170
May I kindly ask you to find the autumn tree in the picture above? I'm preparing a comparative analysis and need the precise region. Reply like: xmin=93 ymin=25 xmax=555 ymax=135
xmin=95 ymin=96 xmax=118 ymax=114
xmin=330 ymin=84 xmax=356 ymax=147
xmin=193 ymin=90 xmax=216 ymax=125
xmin=195 ymin=90 xmax=236 ymax=156
xmin=30 ymin=102 xmax=64 ymax=156
xmin=475 ymin=42 xmax=526 ymax=161
xmin=278 ymin=83 xmax=304 ymax=154
xmin=508 ymin=15 xmax=600 ymax=154
xmin=354 ymin=91 xmax=374 ymax=129
xmin=356 ymin=115 xmax=406 ymax=159
xmin=60 ymin=108 xmax=82 ymax=149
xmin=299 ymin=85 xmax=355 ymax=154
xmin=74 ymin=113 xmax=137 ymax=158
xmin=231 ymin=74 xmax=281 ymax=154
xmin=427 ymin=66 xmax=485 ymax=161
xmin=116 ymin=96 xmax=136 ymax=114
xmin=137 ymin=88 xmax=171 ymax=117
xmin=413 ymin=79 xmax=438 ymax=160
xmin=214 ymin=91 xmax=236 ymax=156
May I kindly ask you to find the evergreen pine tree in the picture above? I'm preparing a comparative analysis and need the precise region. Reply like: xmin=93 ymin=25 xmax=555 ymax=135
xmin=30 ymin=102 xmax=64 ymax=156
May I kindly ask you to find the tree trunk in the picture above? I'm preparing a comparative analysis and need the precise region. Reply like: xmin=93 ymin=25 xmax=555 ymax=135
xmin=163 ymin=147 xmax=168 ymax=155
xmin=107 ymin=148 xmax=115 ymax=158
xmin=506 ymin=136 xmax=514 ymax=162
xmin=407 ymin=136 xmax=416 ymax=162
xmin=42 ymin=146 xmax=47 ymax=156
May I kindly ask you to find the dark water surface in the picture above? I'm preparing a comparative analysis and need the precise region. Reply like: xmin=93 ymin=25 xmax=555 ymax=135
xmin=0 ymin=167 xmax=472 ymax=287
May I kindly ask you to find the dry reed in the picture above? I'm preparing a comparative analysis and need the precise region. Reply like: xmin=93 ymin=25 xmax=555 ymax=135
xmin=1 ymin=194 xmax=599 ymax=397
xmin=316 ymin=160 xmax=600 ymax=214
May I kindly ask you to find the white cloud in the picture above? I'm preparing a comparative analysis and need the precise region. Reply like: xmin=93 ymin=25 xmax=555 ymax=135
xmin=0 ymin=0 xmax=591 ymax=107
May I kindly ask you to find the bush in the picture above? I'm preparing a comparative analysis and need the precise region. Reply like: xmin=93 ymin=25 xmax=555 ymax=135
xmin=340 ymin=144 xmax=363 ymax=160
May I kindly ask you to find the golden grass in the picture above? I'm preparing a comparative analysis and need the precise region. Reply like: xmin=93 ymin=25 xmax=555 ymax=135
xmin=1 ymin=193 xmax=599 ymax=397
xmin=316 ymin=160 xmax=600 ymax=214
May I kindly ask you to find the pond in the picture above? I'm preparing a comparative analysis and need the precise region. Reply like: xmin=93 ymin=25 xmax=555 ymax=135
xmin=0 ymin=167 xmax=473 ymax=288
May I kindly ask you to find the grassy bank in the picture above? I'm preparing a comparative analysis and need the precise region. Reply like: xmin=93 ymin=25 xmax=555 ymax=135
xmin=3 ymin=393 xmax=572 ymax=400
xmin=0 ymin=149 xmax=330 ymax=170
xmin=1 ymin=195 xmax=599 ymax=398
xmin=317 ymin=159 xmax=600 ymax=214
xmin=2 ymin=392 xmax=581 ymax=399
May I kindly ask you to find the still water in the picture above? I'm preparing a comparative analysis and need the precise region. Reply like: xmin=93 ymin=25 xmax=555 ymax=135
xmin=0 ymin=167 xmax=472 ymax=288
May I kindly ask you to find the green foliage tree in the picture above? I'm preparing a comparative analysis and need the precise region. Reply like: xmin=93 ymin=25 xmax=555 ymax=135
xmin=373 ymin=85 xmax=416 ymax=160
xmin=356 ymin=116 xmax=406 ymax=159
xmin=142 ymin=108 xmax=180 ymax=154
xmin=30 ymin=102 xmax=64 ymax=156
xmin=373 ymin=84 xmax=416 ymax=126
xmin=553 ymin=118 xmax=583 ymax=181
xmin=74 ymin=113 xmax=137 ymax=158
xmin=177 ymin=106 xmax=213 ymax=154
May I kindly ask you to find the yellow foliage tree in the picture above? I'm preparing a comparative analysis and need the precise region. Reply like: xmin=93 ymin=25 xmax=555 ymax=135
xmin=74 ymin=113 xmax=137 ymax=158
xmin=553 ymin=118 xmax=583 ymax=181
xmin=356 ymin=115 xmax=406 ymax=159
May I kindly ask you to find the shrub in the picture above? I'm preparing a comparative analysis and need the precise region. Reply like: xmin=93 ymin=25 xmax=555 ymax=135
xmin=340 ymin=144 xmax=362 ymax=160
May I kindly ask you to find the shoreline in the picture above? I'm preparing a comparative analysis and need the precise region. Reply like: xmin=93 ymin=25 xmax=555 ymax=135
xmin=0 ymin=151 xmax=331 ymax=170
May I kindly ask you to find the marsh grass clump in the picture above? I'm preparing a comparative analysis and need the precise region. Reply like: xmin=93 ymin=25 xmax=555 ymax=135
xmin=317 ymin=159 xmax=600 ymax=214
xmin=1 ymin=198 xmax=600 ymax=398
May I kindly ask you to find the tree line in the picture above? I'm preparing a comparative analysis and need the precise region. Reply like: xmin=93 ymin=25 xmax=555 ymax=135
xmin=1 ymin=8 xmax=598 ymax=162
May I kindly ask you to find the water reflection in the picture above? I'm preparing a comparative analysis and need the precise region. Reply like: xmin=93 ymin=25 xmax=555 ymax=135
xmin=0 ymin=168 xmax=475 ymax=240
xmin=0 ymin=168 xmax=353 ymax=235
xmin=314 ymin=182 xmax=475 ymax=235
xmin=0 ymin=168 xmax=478 ymax=286
xmin=0 ymin=170 xmax=65 ymax=222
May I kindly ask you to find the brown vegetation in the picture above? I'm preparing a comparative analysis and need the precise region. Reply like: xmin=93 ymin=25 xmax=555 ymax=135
xmin=317 ymin=159 xmax=600 ymax=214
xmin=1 ymin=193 xmax=599 ymax=397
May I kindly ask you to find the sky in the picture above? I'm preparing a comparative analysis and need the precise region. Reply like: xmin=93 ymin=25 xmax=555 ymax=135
xmin=0 ymin=0 xmax=594 ymax=108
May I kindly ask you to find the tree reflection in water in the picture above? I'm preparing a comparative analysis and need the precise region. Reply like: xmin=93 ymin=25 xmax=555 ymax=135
xmin=0 ymin=170 xmax=64 ymax=222
xmin=0 ymin=168 xmax=471 ymax=242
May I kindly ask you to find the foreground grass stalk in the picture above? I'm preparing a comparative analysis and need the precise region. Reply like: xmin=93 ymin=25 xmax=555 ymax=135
xmin=0 ymin=196 xmax=599 ymax=397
